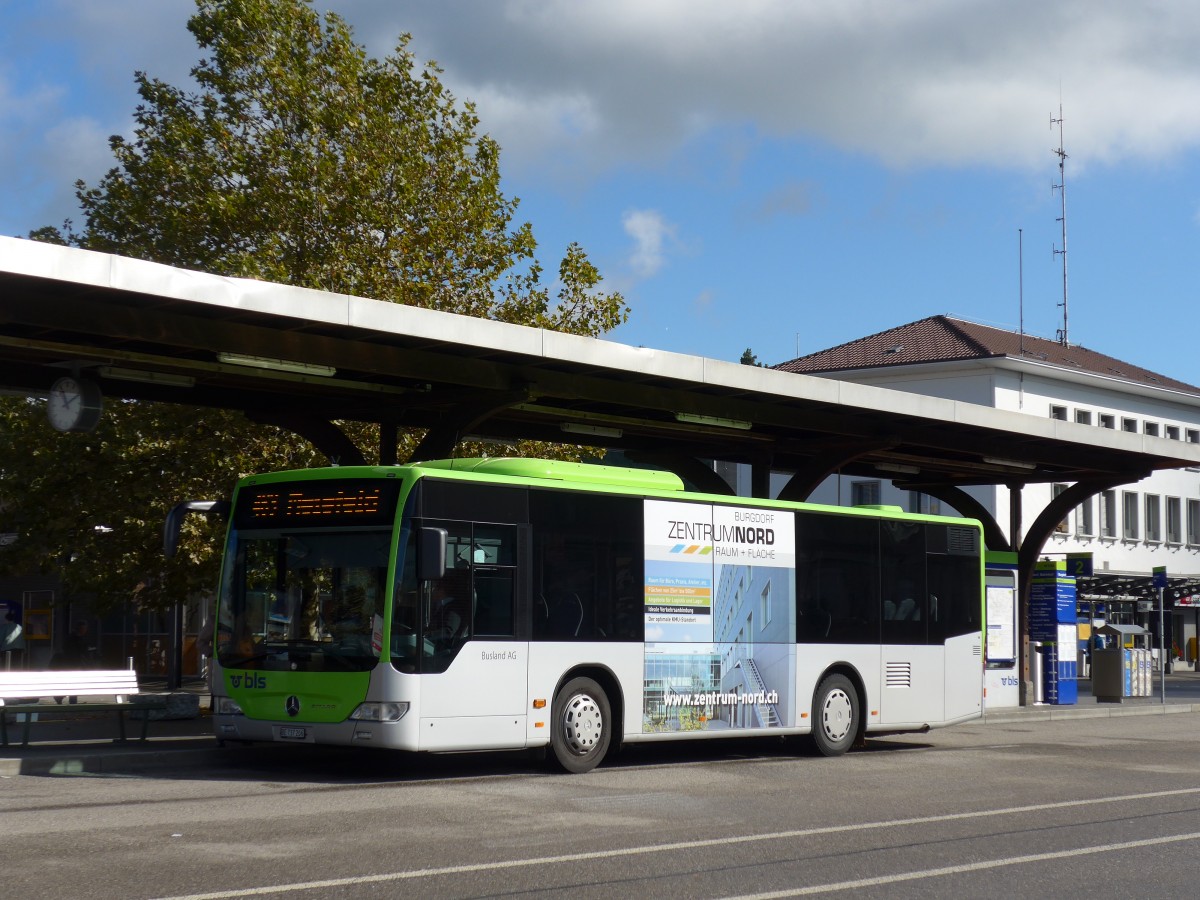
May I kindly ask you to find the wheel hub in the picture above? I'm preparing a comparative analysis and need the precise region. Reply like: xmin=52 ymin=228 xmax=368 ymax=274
xmin=821 ymin=688 xmax=853 ymax=742
xmin=563 ymin=693 xmax=603 ymax=755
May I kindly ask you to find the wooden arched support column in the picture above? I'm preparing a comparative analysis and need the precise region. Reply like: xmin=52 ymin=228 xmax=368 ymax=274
xmin=408 ymin=390 xmax=530 ymax=462
xmin=774 ymin=441 xmax=899 ymax=503
xmin=1014 ymin=474 xmax=1142 ymax=705
xmin=624 ymin=452 xmax=736 ymax=495
xmin=248 ymin=413 xmax=366 ymax=466
xmin=911 ymin=484 xmax=1010 ymax=553
xmin=379 ymin=423 xmax=399 ymax=466
xmin=1016 ymin=475 xmax=1138 ymax=614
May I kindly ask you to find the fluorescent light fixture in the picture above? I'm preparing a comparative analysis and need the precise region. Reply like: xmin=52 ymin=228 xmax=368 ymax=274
xmin=217 ymin=353 xmax=336 ymax=377
xmin=982 ymin=456 xmax=1037 ymax=471
xmin=98 ymin=366 xmax=196 ymax=388
xmin=674 ymin=412 xmax=753 ymax=431
xmin=561 ymin=423 xmax=623 ymax=439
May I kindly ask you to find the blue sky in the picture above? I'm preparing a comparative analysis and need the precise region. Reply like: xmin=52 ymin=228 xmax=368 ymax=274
xmin=3 ymin=1 xmax=1199 ymax=378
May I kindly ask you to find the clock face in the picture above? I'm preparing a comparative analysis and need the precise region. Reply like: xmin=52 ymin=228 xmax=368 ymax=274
xmin=47 ymin=376 xmax=103 ymax=433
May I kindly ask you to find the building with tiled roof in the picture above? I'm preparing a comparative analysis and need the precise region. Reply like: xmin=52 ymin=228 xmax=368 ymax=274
xmin=776 ymin=315 xmax=1200 ymax=397
xmin=775 ymin=315 xmax=1200 ymax=701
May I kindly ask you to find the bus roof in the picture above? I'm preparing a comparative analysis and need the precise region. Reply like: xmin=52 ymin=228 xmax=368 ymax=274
xmin=412 ymin=457 xmax=686 ymax=492
xmin=237 ymin=458 xmax=983 ymax=533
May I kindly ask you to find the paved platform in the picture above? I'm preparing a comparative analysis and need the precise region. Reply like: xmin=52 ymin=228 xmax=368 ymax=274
xmin=3 ymin=674 xmax=1199 ymax=777
xmin=982 ymin=670 xmax=1200 ymax=723
xmin=0 ymin=679 xmax=217 ymax=776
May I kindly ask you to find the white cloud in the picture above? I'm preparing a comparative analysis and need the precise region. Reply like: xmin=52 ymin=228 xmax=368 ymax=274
xmin=622 ymin=209 xmax=675 ymax=277
xmin=7 ymin=0 xmax=1200 ymax=236
xmin=345 ymin=0 xmax=1200 ymax=174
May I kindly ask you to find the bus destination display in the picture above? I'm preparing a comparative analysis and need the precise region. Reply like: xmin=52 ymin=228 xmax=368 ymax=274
xmin=237 ymin=480 xmax=400 ymax=528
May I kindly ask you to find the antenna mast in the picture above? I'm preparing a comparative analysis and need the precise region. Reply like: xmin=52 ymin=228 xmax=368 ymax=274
xmin=1018 ymin=228 xmax=1024 ymax=356
xmin=1051 ymin=106 xmax=1069 ymax=346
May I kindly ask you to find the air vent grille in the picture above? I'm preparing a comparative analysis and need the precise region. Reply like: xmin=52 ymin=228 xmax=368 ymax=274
xmin=948 ymin=526 xmax=978 ymax=554
xmin=885 ymin=661 xmax=912 ymax=689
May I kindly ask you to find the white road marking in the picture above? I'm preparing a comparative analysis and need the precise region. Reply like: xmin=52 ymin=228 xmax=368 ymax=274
xmin=723 ymin=831 xmax=1200 ymax=897
xmin=151 ymin=786 xmax=1200 ymax=900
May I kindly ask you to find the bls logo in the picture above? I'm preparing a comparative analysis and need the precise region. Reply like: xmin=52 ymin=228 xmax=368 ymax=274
xmin=230 ymin=673 xmax=267 ymax=689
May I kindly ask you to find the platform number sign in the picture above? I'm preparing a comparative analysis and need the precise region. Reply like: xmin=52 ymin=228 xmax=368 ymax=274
xmin=1066 ymin=553 xmax=1092 ymax=578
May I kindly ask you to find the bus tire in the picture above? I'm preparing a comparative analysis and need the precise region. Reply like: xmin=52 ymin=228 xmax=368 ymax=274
xmin=550 ymin=677 xmax=611 ymax=773
xmin=811 ymin=673 xmax=859 ymax=757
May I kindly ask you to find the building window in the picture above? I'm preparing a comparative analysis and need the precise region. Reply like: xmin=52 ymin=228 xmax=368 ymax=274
xmin=1166 ymin=425 xmax=1180 ymax=441
xmin=1099 ymin=414 xmax=1116 ymax=429
xmin=1145 ymin=422 xmax=1160 ymax=437
xmin=1167 ymin=497 xmax=1182 ymax=544
xmin=1122 ymin=418 xmax=1138 ymax=434
xmin=1122 ymin=491 xmax=1139 ymax=540
xmin=1100 ymin=491 xmax=1117 ymax=538
xmin=760 ymin=581 xmax=772 ymax=627
xmin=1050 ymin=405 xmax=1067 ymax=421
xmin=1052 ymin=483 xmax=1070 ymax=534
xmin=1075 ymin=410 xmax=1092 ymax=425
xmin=1189 ymin=499 xmax=1200 ymax=546
xmin=907 ymin=491 xmax=941 ymax=515
xmin=1145 ymin=494 xmax=1161 ymax=543
xmin=1076 ymin=496 xmax=1094 ymax=537
xmin=1188 ymin=429 xmax=1200 ymax=444
xmin=851 ymin=481 xmax=881 ymax=506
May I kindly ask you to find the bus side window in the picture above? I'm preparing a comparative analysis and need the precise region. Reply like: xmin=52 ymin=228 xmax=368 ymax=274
xmin=880 ymin=521 xmax=927 ymax=645
xmin=925 ymin=524 xmax=981 ymax=644
xmin=795 ymin=513 xmax=879 ymax=645
xmin=470 ymin=524 xmax=517 ymax=637
xmin=530 ymin=489 xmax=644 ymax=642
xmin=474 ymin=569 xmax=515 ymax=635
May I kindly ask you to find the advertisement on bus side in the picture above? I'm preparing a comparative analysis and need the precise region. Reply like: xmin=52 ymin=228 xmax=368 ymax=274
xmin=642 ymin=500 xmax=797 ymax=733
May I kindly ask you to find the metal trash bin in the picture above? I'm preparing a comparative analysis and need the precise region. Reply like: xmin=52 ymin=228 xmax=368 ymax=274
xmin=1092 ymin=624 xmax=1150 ymax=702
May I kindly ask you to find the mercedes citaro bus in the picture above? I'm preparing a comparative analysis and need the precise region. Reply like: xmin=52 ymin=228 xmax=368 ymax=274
xmin=183 ymin=457 xmax=983 ymax=773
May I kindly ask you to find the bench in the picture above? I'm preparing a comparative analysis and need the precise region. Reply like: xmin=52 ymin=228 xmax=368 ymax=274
xmin=0 ymin=669 xmax=168 ymax=747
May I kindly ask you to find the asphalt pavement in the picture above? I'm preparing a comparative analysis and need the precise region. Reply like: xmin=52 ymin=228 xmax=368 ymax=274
xmin=3 ymin=672 xmax=1199 ymax=777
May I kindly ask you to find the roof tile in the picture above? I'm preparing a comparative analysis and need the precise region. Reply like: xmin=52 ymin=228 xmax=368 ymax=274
xmin=774 ymin=315 xmax=1200 ymax=397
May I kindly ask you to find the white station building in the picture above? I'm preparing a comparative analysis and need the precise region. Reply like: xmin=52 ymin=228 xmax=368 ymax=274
xmin=775 ymin=315 xmax=1200 ymax=697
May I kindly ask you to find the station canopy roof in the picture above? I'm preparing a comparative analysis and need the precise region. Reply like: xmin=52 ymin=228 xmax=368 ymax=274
xmin=1078 ymin=573 xmax=1200 ymax=605
xmin=3 ymin=235 xmax=1200 ymax=490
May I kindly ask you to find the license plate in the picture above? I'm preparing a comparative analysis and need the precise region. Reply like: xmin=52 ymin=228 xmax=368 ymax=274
xmin=278 ymin=726 xmax=306 ymax=740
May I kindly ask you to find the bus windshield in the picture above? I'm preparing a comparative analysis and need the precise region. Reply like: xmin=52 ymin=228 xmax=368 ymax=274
xmin=216 ymin=528 xmax=391 ymax=672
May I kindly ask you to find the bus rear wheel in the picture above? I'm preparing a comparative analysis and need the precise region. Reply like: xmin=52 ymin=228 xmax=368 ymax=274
xmin=811 ymin=674 xmax=859 ymax=757
xmin=550 ymin=677 xmax=611 ymax=773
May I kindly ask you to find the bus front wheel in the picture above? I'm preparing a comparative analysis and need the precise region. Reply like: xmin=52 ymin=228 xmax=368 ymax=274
xmin=811 ymin=674 xmax=859 ymax=757
xmin=550 ymin=677 xmax=611 ymax=773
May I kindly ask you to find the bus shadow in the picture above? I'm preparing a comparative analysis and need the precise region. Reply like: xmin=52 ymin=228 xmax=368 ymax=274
xmin=176 ymin=733 xmax=933 ymax=784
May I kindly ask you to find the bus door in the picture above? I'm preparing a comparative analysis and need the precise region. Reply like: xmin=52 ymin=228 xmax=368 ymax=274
xmin=417 ymin=521 xmax=529 ymax=751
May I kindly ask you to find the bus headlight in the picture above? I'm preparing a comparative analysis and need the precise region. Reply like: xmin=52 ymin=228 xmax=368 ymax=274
xmin=214 ymin=696 xmax=244 ymax=716
xmin=349 ymin=701 xmax=409 ymax=722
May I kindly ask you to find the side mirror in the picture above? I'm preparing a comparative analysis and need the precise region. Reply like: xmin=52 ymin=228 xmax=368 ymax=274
xmin=163 ymin=499 xmax=231 ymax=558
xmin=417 ymin=527 xmax=447 ymax=582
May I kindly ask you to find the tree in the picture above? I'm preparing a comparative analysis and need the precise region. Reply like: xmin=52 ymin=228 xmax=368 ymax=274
xmin=65 ymin=0 xmax=625 ymax=329
xmin=9 ymin=0 xmax=627 ymax=611
xmin=0 ymin=400 xmax=322 ymax=611
xmin=740 ymin=348 xmax=766 ymax=367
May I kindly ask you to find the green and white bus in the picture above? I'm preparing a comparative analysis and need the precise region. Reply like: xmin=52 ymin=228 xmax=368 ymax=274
xmin=203 ymin=457 xmax=984 ymax=772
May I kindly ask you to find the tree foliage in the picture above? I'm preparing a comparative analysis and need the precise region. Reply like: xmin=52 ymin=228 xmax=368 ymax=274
xmin=63 ymin=0 xmax=626 ymax=328
xmin=0 ymin=400 xmax=323 ymax=610
xmin=9 ymin=0 xmax=628 ymax=611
